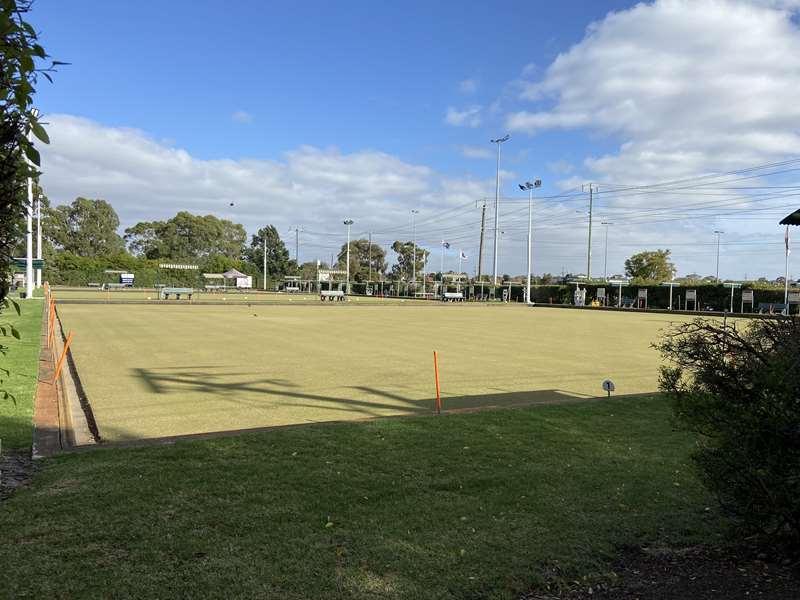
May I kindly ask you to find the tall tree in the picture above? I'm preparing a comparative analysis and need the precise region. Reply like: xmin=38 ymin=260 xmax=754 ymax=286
xmin=45 ymin=197 xmax=125 ymax=257
xmin=391 ymin=240 xmax=429 ymax=281
xmin=124 ymin=211 xmax=246 ymax=260
xmin=624 ymin=249 xmax=676 ymax=281
xmin=336 ymin=239 xmax=386 ymax=282
xmin=243 ymin=225 xmax=291 ymax=278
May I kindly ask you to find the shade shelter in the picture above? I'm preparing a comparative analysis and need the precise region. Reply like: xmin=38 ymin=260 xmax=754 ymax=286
xmin=222 ymin=268 xmax=252 ymax=289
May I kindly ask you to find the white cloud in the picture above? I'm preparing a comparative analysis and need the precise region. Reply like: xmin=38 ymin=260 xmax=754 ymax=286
xmin=461 ymin=146 xmax=492 ymax=159
xmin=38 ymin=115 xmax=494 ymax=264
xmin=506 ymin=0 xmax=800 ymax=182
xmin=458 ymin=78 xmax=479 ymax=94
xmin=231 ymin=110 xmax=254 ymax=123
xmin=445 ymin=105 xmax=482 ymax=128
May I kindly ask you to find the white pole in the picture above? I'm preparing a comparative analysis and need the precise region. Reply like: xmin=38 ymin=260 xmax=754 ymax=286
xmin=491 ymin=140 xmax=505 ymax=286
xmin=262 ymin=235 xmax=267 ymax=290
xmin=526 ymin=186 xmax=533 ymax=304
xmin=784 ymin=225 xmax=790 ymax=305
xmin=411 ymin=210 xmax=418 ymax=293
xmin=458 ymin=251 xmax=463 ymax=278
xmin=25 ymin=127 xmax=34 ymax=300
xmin=346 ymin=221 xmax=351 ymax=294
xmin=35 ymin=194 xmax=42 ymax=288
xmin=668 ymin=284 xmax=673 ymax=310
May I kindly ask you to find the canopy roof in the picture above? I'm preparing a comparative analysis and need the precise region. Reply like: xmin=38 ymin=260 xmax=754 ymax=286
xmin=222 ymin=268 xmax=248 ymax=279
xmin=780 ymin=209 xmax=800 ymax=226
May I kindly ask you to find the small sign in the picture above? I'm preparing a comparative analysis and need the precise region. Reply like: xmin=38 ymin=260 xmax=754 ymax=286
xmin=602 ymin=379 xmax=615 ymax=397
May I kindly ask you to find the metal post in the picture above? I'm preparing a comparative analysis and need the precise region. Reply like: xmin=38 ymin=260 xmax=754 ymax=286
xmin=669 ymin=284 xmax=673 ymax=310
xmin=440 ymin=241 xmax=445 ymax=296
xmin=583 ymin=183 xmax=594 ymax=280
xmin=36 ymin=194 xmax=42 ymax=288
xmin=714 ymin=230 xmax=724 ymax=281
xmin=295 ymin=227 xmax=300 ymax=264
xmin=368 ymin=231 xmax=372 ymax=283
xmin=262 ymin=235 xmax=267 ymax=290
xmin=526 ymin=186 xmax=533 ymax=304
xmin=490 ymin=135 xmax=509 ymax=286
xmin=344 ymin=220 xmax=353 ymax=294
xmin=25 ymin=122 xmax=35 ymax=300
xmin=411 ymin=210 xmax=418 ymax=292
xmin=602 ymin=221 xmax=612 ymax=281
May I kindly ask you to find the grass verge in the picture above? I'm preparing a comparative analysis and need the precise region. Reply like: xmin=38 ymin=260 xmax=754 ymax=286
xmin=1 ymin=298 xmax=43 ymax=449
xmin=0 ymin=396 xmax=726 ymax=599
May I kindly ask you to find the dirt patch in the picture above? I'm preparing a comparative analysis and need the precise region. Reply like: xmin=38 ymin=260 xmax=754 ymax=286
xmin=521 ymin=545 xmax=800 ymax=600
xmin=0 ymin=449 xmax=38 ymax=501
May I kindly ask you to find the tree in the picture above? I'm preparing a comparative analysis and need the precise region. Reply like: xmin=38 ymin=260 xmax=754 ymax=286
xmin=45 ymin=197 xmax=125 ymax=257
xmin=657 ymin=317 xmax=800 ymax=545
xmin=624 ymin=249 xmax=676 ymax=281
xmin=336 ymin=239 xmax=386 ymax=282
xmin=391 ymin=241 xmax=429 ymax=281
xmin=124 ymin=211 xmax=246 ymax=260
xmin=242 ymin=225 xmax=291 ymax=278
xmin=1 ymin=0 xmax=59 ymax=302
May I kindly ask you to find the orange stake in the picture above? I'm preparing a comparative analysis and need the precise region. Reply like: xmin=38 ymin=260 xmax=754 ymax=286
xmin=433 ymin=351 xmax=442 ymax=414
xmin=52 ymin=332 xmax=73 ymax=384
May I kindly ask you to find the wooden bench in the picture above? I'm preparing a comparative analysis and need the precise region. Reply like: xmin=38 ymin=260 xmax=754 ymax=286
xmin=160 ymin=287 xmax=194 ymax=300
xmin=320 ymin=290 xmax=345 ymax=302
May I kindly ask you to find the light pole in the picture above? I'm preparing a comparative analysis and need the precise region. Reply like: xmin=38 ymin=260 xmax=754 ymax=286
xmin=411 ymin=209 xmax=419 ymax=292
xmin=262 ymin=235 xmax=267 ymax=290
xmin=519 ymin=179 xmax=542 ymax=304
xmin=344 ymin=219 xmax=353 ymax=294
xmin=582 ymin=183 xmax=595 ymax=280
xmin=25 ymin=108 xmax=38 ymax=300
xmin=601 ymin=221 xmax=613 ymax=280
xmin=36 ymin=193 xmax=42 ymax=288
xmin=490 ymin=134 xmax=510 ymax=286
xmin=714 ymin=230 xmax=724 ymax=281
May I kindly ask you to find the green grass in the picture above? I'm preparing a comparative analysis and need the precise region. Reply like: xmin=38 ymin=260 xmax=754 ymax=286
xmin=56 ymin=303 xmax=695 ymax=442
xmin=0 ymin=298 xmax=43 ymax=448
xmin=0 ymin=396 xmax=726 ymax=599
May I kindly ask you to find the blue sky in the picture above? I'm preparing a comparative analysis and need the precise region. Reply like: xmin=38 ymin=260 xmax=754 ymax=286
xmin=31 ymin=0 xmax=800 ymax=279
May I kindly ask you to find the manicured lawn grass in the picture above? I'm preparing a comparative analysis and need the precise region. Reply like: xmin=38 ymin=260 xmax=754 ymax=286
xmin=0 ymin=298 xmax=43 ymax=448
xmin=0 ymin=396 xmax=725 ymax=599
xmin=56 ymin=303 xmax=694 ymax=442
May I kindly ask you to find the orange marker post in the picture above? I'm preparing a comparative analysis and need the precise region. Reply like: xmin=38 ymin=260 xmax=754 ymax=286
xmin=52 ymin=332 xmax=73 ymax=384
xmin=433 ymin=351 xmax=442 ymax=415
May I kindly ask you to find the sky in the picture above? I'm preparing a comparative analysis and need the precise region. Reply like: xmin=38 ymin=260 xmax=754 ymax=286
xmin=30 ymin=0 xmax=800 ymax=280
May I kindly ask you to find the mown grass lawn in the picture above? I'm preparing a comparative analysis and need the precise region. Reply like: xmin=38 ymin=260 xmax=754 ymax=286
xmin=0 ymin=396 xmax=726 ymax=599
xmin=0 ymin=298 xmax=42 ymax=448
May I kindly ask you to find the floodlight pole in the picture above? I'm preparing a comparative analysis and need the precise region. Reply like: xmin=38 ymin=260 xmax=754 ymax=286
xmin=262 ymin=235 xmax=267 ymax=290
xmin=714 ymin=230 xmax=724 ymax=281
xmin=344 ymin=219 xmax=353 ymax=294
xmin=520 ymin=179 xmax=542 ymax=304
xmin=25 ymin=110 xmax=38 ymax=300
xmin=368 ymin=231 xmax=372 ymax=283
xmin=490 ymin=135 xmax=510 ymax=286
xmin=36 ymin=194 xmax=42 ymax=288
xmin=411 ymin=209 xmax=419 ymax=292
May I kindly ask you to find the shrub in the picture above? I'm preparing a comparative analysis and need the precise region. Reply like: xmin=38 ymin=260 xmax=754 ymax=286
xmin=656 ymin=316 xmax=800 ymax=544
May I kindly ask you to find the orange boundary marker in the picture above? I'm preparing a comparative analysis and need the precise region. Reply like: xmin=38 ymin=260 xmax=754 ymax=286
xmin=52 ymin=331 xmax=73 ymax=384
xmin=433 ymin=351 xmax=442 ymax=414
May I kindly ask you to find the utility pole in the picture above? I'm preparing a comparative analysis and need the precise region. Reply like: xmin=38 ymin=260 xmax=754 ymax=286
xmin=477 ymin=201 xmax=486 ymax=282
xmin=490 ymin=135 xmax=510 ymax=285
xmin=601 ymin=221 xmax=613 ymax=280
xmin=411 ymin=209 xmax=419 ymax=292
xmin=714 ymin=230 xmax=724 ymax=281
xmin=582 ymin=183 xmax=595 ymax=280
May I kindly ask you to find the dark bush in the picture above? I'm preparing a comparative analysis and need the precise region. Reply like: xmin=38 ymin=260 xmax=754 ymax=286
xmin=656 ymin=316 xmax=800 ymax=544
